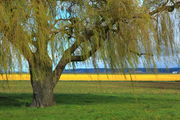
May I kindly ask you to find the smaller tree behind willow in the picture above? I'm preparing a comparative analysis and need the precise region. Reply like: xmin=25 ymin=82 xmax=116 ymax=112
xmin=0 ymin=0 xmax=179 ymax=107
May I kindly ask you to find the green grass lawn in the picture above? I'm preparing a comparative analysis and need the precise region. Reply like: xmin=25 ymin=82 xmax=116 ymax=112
xmin=0 ymin=81 xmax=180 ymax=120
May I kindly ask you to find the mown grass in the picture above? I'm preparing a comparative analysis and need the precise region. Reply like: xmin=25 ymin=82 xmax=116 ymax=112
xmin=0 ymin=81 xmax=180 ymax=120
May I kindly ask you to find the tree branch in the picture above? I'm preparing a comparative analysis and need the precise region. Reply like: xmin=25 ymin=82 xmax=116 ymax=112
xmin=52 ymin=27 xmax=98 ymax=84
xmin=71 ymin=46 xmax=98 ymax=62
xmin=52 ymin=38 xmax=85 ymax=83
xmin=149 ymin=1 xmax=180 ymax=15
xmin=129 ymin=50 xmax=153 ymax=57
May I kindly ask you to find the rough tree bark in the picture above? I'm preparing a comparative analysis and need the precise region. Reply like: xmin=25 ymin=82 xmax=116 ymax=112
xmin=29 ymin=66 xmax=54 ymax=107
xmin=28 ymin=56 xmax=62 ymax=107
xmin=30 ymin=78 xmax=55 ymax=107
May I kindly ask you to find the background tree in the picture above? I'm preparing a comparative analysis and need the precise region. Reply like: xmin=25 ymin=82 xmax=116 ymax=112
xmin=0 ymin=0 xmax=179 ymax=107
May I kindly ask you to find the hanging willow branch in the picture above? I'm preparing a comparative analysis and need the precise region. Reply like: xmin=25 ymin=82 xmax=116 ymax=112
xmin=0 ymin=0 xmax=179 ymax=75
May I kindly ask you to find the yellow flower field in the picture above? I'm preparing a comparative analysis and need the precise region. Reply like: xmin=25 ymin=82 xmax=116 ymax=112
xmin=0 ymin=74 xmax=179 ymax=81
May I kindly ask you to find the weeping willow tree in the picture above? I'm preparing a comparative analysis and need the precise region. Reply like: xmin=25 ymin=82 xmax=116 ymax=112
xmin=0 ymin=0 xmax=179 ymax=107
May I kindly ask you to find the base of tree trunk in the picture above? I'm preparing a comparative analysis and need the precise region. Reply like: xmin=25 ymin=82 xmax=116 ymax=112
xmin=30 ymin=80 xmax=56 ymax=107
xmin=29 ymin=100 xmax=56 ymax=108
xmin=28 ymin=93 xmax=56 ymax=107
xmin=29 ymin=63 xmax=58 ymax=107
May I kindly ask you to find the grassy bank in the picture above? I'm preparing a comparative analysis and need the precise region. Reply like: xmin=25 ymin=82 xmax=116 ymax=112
xmin=0 ymin=81 xmax=180 ymax=120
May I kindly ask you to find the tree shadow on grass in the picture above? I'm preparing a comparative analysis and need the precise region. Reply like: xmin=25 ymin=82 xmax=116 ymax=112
xmin=55 ymin=94 xmax=133 ymax=105
xmin=0 ymin=93 xmax=179 ymax=108
xmin=0 ymin=94 xmax=31 ymax=107
xmin=55 ymin=93 xmax=180 ymax=105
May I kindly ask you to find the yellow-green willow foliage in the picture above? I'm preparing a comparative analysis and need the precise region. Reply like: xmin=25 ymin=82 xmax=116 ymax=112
xmin=0 ymin=0 xmax=179 ymax=107
xmin=0 ymin=0 xmax=179 ymax=72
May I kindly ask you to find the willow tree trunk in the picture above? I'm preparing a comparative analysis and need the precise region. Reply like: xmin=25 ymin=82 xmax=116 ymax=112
xmin=29 ymin=63 xmax=59 ymax=107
